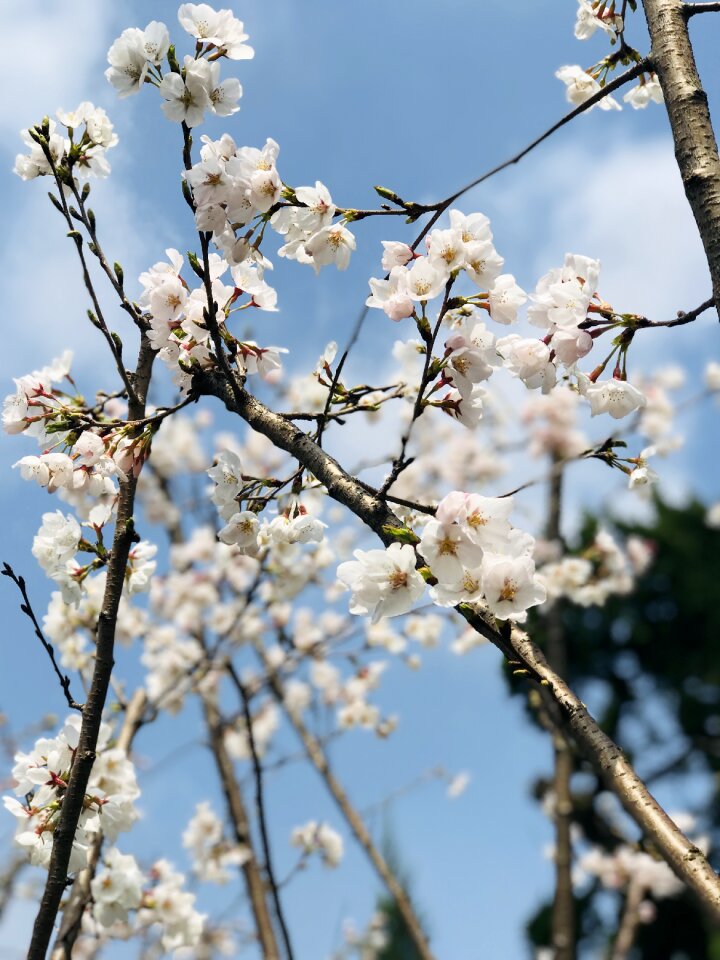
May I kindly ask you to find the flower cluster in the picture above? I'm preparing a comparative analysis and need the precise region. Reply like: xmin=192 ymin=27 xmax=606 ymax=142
xmin=290 ymin=820 xmax=344 ymax=867
xmin=557 ymin=64 xmax=662 ymax=113
xmin=3 ymin=716 xmax=139 ymax=872
xmin=367 ymin=223 xmax=647 ymax=430
xmin=338 ymin=491 xmax=546 ymax=624
xmin=367 ymin=211 xmax=524 ymax=325
xmin=3 ymin=351 xmax=74 ymax=440
xmin=14 ymin=103 xmax=118 ymax=182
xmin=138 ymin=859 xmax=205 ymax=950
xmin=106 ymin=8 xmax=250 ymax=121
xmin=139 ymin=247 xmax=284 ymax=394
xmin=207 ymin=448 xmax=326 ymax=555
xmin=538 ymin=529 xmax=639 ymax=607
xmin=559 ymin=2 xmax=664 ymax=113
xmin=43 ymin=572 xmax=148 ymax=675
xmin=182 ymin=802 xmax=250 ymax=883
xmin=187 ymin=135 xmax=356 ymax=275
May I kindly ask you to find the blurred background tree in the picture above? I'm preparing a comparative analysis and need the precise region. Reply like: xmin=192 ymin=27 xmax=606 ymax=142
xmin=524 ymin=497 xmax=720 ymax=959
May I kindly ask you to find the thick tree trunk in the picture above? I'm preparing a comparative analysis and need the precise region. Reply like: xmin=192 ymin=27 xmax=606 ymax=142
xmin=642 ymin=0 xmax=720 ymax=312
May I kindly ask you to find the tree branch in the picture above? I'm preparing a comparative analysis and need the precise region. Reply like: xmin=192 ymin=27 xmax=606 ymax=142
xmin=230 ymin=668 xmax=295 ymax=960
xmin=684 ymin=1 xmax=720 ymax=14
xmin=195 ymin=371 xmax=720 ymax=918
xmin=578 ymin=295 xmax=716 ymax=330
xmin=27 ymin=336 xmax=154 ymax=960
xmin=544 ymin=464 xmax=577 ymax=960
xmin=202 ymin=692 xmax=282 ymax=960
xmin=642 ymin=0 xmax=720 ymax=312
xmin=240 ymin=644 xmax=435 ymax=960
xmin=50 ymin=689 xmax=147 ymax=960
xmin=636 ymin=295 xmax=716 ymax=327
xmin=611 ymin=878 xmax=645 ymax=960
xmin=1 ymin=564 xmax=82 ymax=712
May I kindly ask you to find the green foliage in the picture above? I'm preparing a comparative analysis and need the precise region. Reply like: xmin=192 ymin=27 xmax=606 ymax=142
xmin=375 ymin=894 xmax=426 ymax=960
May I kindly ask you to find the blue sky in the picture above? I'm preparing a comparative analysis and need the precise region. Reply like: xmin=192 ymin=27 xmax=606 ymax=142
xmin=1 ymin=2 xmax=720 ymax=958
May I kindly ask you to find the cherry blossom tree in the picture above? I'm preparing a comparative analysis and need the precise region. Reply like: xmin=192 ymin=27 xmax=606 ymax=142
xmin=2 ymin=2 xmax=720 ymax=959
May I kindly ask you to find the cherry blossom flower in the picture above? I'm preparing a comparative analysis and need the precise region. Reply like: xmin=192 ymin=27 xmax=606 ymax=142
xmin=405 ymin=257 xmax=447 ymax=302
xmin=304 ymin=223 xmax=357 ymax=273
xmin=447 ymin=772 xmax=471 ymax=798
xmin=291 ymin=821 xmax=344 ymax=867
xmin=91 ymin=848 xmax=144 ymax=927
xmin=463 ymin=240 xmax=504 ymax=288
xmin=497 ymin=335 xmax=557 ymax=393
xmin=105 ymin=29 xmax=150 ymax=97
xmin=584 ymin=377 xmax=647 ymax=419
xmin=208 ymin=449 xmax=244 ymax=519
xmin=366 ymin=267 xmax=415 ymax=321
xmin=574 ymin=0 xmax=623 ymax=40
xmin=183 ymin=802 xmax=250 ymax=883
xmin=623 ymin=74 xmax=664 ymax=110
xmin=178 ymin=4 xmax=254 ymax=60
xmin=218 ymin=511 xmax=260 ymax=551
xmin=418 ymin=519 xmax=484 ymax=582
xmin=448 ymin=209 xmax=492 ymax=245
xmin=158 ymin=58 xmax=211 ymax=127
xmin=555 ymin=65 xmax=621 ymax=111
xmin=705 ymin=361 xmax=720 ymax=391
xmin=628 ymin=446 xmax=658 ymax=490
xmin=482 ymin=552 xmax=546 ymax=621
xmin=337 ymin=543 xmax=426 ymax=622
xmin=488 ymin=274 xmax=526 ymax=324
xmin=381 ymin=240 xmax=414 ymax=272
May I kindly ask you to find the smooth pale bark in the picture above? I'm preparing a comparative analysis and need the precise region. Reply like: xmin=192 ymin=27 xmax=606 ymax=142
xmin=611 ymin=879 xmax=646 ymax=960
xmin=642 ymin=0 xmax=720 ymax=313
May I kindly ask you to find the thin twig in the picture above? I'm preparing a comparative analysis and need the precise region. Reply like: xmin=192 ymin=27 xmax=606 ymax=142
xmin=579 ymin=295 xmax=715 ymax=330
xmin=245 ymin=644 xmax=435 ymax=960
xmin=684 ymin=1 xmax=720 ymax=15
xmin=314 ymin=60 xmax=649 ymax=447
xmin=67 ymin=181 xmax=147 ymax=332
xmin=201 ymin=691 xmax=282 ymax=959
xmin=1 ymin=563 xmax=83 ymax=712
xmin=34 ymin=137 xmax=140 ymax=406
xmin=636 ymin=295 xmax=716 ymax=327
xmin=231 ymin=666 xmax=295 ymax=960
xmin=380 ymin=281 xmax=455 ymax=496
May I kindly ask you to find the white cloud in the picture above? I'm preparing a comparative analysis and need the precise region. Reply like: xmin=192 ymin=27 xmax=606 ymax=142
xmin=3 ymin=175 xmax=170 ymax=377
xmin=0 ymin=1 xmax=121 ymax=140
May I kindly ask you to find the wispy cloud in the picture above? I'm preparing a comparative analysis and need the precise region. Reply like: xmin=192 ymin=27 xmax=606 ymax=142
xmin=0 ymin=1 xmax=121 ymax=143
